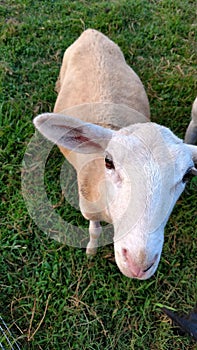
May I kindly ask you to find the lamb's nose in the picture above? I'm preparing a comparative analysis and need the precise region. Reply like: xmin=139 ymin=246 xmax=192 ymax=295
xmin=122 ymin=249 xmax=157 ymax=278
xmin=122 ymin=248 xmax=144 ymax=277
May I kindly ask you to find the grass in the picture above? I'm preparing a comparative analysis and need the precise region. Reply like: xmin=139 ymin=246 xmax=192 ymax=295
xmin=0 ymin=0 xmax=197 ymax=349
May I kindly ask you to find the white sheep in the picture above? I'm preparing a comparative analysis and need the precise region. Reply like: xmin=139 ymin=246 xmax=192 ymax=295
xmin=185 ymin=97 xmax=197 ymax=144
xmin=34 ymin=29 xmax=197 ymax=280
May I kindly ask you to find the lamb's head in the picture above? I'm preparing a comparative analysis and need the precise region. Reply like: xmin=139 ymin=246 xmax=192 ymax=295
xmin=34 ymin=113 xmax=197 ymax=280
xmin=105 ymin=123 xmax=197 ymax=279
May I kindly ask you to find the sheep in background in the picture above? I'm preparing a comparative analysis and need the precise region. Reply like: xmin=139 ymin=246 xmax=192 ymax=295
xmin=33 ymin=29 xmax=197 ymax=280
xmin=185 ymin=97 xmax=197 ymax=144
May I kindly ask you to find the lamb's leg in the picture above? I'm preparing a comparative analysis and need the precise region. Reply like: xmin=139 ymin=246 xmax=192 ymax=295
xmin=185 ymin=97 xmax=197 ymax=144
xmin=86 ymin=221 xmax=102 ymax=256
xmin=184 ymin=121 xmax=197 ymax=144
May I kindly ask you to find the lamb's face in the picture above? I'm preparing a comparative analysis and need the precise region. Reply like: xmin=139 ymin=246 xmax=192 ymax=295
xmin=104 ymin=123 xmax=195 ymax=279
xmin=34 ymin=113 xmax=197 ymax=279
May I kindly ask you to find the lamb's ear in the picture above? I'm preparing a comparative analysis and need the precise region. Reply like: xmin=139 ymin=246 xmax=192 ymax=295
xmin=33 ymin=113 xmax=113 ymax=154
xmin=187 ymin=144 xmax=197 ymax=165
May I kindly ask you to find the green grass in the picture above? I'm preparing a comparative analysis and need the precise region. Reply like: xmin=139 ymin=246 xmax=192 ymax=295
xmin=0 ymin=0 xmax=197 ymax=349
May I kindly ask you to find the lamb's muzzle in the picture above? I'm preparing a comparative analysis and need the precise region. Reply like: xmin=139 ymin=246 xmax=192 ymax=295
xmin=120 ymin=248 xmax=159 ymax=279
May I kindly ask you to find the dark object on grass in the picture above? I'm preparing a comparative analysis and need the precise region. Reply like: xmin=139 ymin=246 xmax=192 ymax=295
xmin=162 ymin=307 xmax=197 ymax=341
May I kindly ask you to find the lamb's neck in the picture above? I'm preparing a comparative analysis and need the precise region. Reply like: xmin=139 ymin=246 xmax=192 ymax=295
xmin=77 ymin=155 xmax=112 ymax=223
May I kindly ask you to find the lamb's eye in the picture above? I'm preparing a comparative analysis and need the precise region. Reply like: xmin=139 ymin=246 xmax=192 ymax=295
xmin=105 ymin=155 xmax=115 ymax=170
xmin=182 ymin=167 xmax=193 ymax=183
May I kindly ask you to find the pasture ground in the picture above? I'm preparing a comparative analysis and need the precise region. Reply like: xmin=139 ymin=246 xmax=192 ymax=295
xmin=0 ymin=0 xmax=196 ymax=349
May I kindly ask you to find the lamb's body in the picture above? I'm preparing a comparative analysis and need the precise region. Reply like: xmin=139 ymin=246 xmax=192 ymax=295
xmin=34 ymin=29 xmax=197 ymax=280
xmin=54 ymin=29 xmax=150 ymax=117
xmin=54 ymin=29 xmax=150 ymax=223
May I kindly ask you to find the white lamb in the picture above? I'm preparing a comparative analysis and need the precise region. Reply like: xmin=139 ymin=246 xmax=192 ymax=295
xmin=185 ymin=97 xmax=197 ymax=144
xmin=34 ymin=29 xmax=197 ymax=280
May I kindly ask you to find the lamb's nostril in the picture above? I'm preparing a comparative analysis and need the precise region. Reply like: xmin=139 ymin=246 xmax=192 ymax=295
xmin=122 ymin=248 xmax=130 ymax=262
xmin=122 ymin=248 xmax=128 ymax=258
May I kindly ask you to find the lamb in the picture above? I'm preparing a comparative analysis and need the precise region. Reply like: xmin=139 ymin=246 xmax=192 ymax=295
xmin=185 ymin=97 xmax=197 ymax=144
xmin=33 ymin=29 xmax=197 ymax=280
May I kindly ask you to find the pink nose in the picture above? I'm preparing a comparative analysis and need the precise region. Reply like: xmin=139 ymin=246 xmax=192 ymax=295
xmin=122 ymin=248 xmax=157 ymax=278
